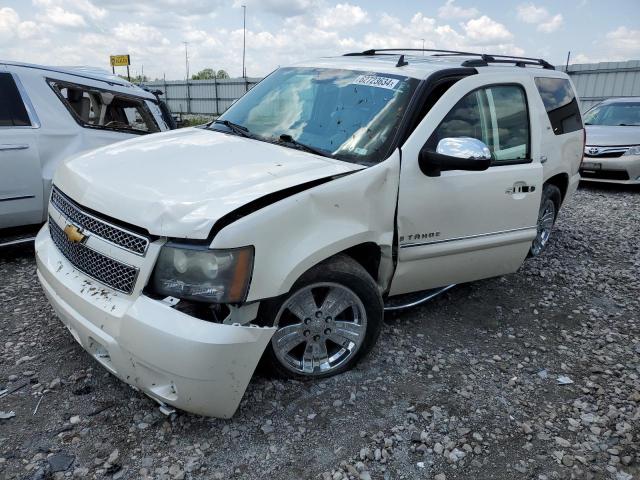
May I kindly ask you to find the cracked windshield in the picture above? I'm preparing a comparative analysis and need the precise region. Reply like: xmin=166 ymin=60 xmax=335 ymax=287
xmin=213 ymin=67 xmax=419 ymax=164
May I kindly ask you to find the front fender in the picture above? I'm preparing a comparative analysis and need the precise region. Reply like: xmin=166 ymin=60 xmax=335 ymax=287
xmin=211 ymin=152 xmax=401 ymax=301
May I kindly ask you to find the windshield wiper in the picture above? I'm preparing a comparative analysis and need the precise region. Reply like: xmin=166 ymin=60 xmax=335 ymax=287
xmin=213 ymin=119 xmax=253 ymax=138
xmin=277 ymin=134 xmax=332 ymax=158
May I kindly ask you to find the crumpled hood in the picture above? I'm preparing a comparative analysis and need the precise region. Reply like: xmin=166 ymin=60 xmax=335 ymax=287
xmin=54 ymin=128 xmax=363 ymax=239
xmin=585 ymin=125 xmax=640 ymax=146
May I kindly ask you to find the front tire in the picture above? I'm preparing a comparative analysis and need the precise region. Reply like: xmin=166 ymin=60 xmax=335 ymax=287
xmin=258 ymin=255 xmax=383 ymax=380
xmin=529 ymin=184 xmax=561 ymax=257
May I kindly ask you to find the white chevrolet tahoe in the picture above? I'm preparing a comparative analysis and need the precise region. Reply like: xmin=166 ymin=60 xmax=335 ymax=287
xmin=35 ymin=50 xmax=584 ymax=418
xmin=0 ymin=61 xmax=173 ymax=245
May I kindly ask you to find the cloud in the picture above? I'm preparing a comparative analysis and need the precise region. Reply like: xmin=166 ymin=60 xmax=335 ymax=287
xmin=571 ymin=53 xmax=603 ymax=64
xmin=538 ymin=14 xmax=563 ymax=33
xmin=37 ymin=6 xmax=87 ymax=27
xmin=569 ymin=26 xmax=639 ymax=65
xmin=605 ymin=26 xmax=640 ymax=55
xmin=357 ymin=12 xmax=522 ymax=57
xmin=316 ymin=3 xmax=369 ymax=29
xmin=6 ymin=2 xmax=528 ymax=79
xmin=112 ymin=22 xmax=170 ymax=45
xmin=0 ymin=7 xmax=49 ymax=43
xmin=516 ymin=3 xmax=548 ymax=23
xmin=234 ymin=0 xmax=319 ymax=18
xmin=463 ymin=15 xmax=513 ymax=44
xmin=0 ymin=7 xmax=20 ymax=44
xmin=516 ymin=3 xmax=563 ymax=33
xmin=438 ymin=0 xmax=479 ymax=19
xmin=68 ymin=0 xmax=107 ymax=20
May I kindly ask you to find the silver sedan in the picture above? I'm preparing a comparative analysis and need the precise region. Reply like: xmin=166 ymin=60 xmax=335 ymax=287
xmin=581 ymin=97 xmax=640 ymax=184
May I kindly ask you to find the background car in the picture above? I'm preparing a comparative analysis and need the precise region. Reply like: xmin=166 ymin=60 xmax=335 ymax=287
xmin=581 ymin=97 xmax=640 ymax=184
xmin=0 ymin=61 xmax=175 ymax=246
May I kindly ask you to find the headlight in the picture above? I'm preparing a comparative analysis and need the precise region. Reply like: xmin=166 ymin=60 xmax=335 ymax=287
xmin=152 ymin=243 xmax=254 ymax=303
xmin=623 ymin=145 xmax=640 ymax=156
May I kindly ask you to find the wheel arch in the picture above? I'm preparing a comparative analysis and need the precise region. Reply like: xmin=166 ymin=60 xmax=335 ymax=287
xmin=340 ymin=242 xmax=382 ymax=285
xmin=544 ymin=173 xmax=569 ymax=205
xmin=277 ymin=238 xmax=390 ymax=299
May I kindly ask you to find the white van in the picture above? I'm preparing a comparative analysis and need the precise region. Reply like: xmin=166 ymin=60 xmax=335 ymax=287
xmin=35 ymin=50 xmax=584 ymax=417
xmin=0 ymin=61 xmax=173 ymax=245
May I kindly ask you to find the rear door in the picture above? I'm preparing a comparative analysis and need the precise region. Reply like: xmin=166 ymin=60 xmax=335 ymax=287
xmin=533 ymin=76 xmax=584 ymax=180
xmin=390 ymin=72 xmax=543 ymax=295
xmin=0 ymin=71 xmax=43 ymax=228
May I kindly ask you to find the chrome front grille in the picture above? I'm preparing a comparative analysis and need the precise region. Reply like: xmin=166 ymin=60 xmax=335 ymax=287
xmin=584 ymin=146 xmax=629 ymax=158
xmin=50 ymin=187 xmax=149 ymax=255
xmin=49 ymin=217 xmax=139 ymax=294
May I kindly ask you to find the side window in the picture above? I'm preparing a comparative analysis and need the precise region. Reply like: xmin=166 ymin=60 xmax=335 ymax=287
xmin=486 ymin=86 xmax=530 ymax=161
xmin=427 ymin=84 xmax=530 ymax=164
xmin=0 ymin=73 xmax=31 ymax=127
xmin=48 ymin=79 xmax=160 ymax=134
xmin=534 ymin=77 xmax=582 ymax=135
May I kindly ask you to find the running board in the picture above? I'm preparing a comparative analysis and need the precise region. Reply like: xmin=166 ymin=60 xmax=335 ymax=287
xmin=384 ymin=284 xmax=456 ymax=312
xmin=0 ymin=235 xmax=36 ymax=247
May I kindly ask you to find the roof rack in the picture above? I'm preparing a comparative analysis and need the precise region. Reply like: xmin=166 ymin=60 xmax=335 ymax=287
xmin=343 ymin=48 xmax=555 ymax=70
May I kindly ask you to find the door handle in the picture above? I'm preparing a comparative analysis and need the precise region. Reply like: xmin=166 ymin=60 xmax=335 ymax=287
xmin=0 ymin=144 xmax=29 ymax=151
xmin=506 ymin=182 xmax=536 ymax=195
xmin=540 ymin=155 xmax=548 ymax=164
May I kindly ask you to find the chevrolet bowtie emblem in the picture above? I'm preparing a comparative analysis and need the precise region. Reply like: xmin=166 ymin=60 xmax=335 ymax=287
xmin=64 ymin=224 xmax=86 ymax=244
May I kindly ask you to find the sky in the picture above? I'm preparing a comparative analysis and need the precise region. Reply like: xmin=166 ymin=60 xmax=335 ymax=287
xmin=1 ymin=0 xmax=639 ymax=80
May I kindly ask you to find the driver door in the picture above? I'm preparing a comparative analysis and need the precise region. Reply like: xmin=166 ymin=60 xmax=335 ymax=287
xmin=390 ymin=73 xmax=543 ymax=296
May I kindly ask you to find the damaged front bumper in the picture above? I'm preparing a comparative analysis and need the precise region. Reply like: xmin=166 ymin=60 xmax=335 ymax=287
xmin=35 ymin=226 xmax=275 ymax=418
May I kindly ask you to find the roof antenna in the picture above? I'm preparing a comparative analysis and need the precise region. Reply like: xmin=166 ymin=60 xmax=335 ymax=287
xmin=396 ymin=54 xmax=409 ymax=68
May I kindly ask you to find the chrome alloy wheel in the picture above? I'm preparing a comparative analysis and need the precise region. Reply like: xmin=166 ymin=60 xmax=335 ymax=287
xmin=531 ymin=198 xmax=556 ymax=256
xmin=271 ymin=282 xmax=367 ymax=376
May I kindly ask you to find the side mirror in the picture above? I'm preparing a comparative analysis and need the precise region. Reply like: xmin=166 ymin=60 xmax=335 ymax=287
xmin=419 ymin=137 xmax=492 ymax=177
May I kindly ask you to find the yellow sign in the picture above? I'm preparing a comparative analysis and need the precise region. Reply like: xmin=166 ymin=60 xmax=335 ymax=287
xmin=110 ymin=55 xmax=130 ymax=67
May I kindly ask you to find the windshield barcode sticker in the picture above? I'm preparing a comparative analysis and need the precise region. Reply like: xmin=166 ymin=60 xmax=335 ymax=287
xmin=351 ymin=75 xmax=399 ymax=90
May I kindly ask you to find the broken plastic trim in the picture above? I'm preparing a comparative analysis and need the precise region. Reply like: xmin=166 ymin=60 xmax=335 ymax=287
xmin=207 ymin=171 xmax=359 ymax=241
xmin=173 ymin=299 xmax=230 ymax=322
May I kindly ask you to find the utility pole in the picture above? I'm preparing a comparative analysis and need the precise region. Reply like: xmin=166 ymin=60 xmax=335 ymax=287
xmin=183 ymin=42 xmax=191 ymax=114
xmin=421 ymin=39 xmax=425 ymax=55
xmin=242 ymin=5 xmax=247 ymax=78
xmin=183 ymin=42 xmax=190 ymax=80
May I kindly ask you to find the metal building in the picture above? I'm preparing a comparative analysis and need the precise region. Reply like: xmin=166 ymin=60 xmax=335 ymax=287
xmin=558 ymin=60 xmax=640 ymax=111
xmin=145 ymin=77 xmax=261 ymax=116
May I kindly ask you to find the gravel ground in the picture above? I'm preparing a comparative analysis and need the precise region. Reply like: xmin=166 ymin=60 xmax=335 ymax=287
xmin=1 ymin=183 xmax=639 ymax=480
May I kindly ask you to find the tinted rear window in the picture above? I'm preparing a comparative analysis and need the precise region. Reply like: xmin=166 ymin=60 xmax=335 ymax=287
xmin=534 ymin=77 xmax=582 ymax=135
xmin=0 ymin=73 xmax=31 ymax=127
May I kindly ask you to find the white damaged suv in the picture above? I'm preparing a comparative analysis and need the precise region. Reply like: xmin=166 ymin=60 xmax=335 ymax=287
xmin=35 ymin=50 xmax=584 ymax=417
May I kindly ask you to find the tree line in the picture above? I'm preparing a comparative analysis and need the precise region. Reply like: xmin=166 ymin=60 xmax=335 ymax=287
xmin=191 ymin=68 xmax=230 ymax=80
xmin=118 ymin=68 xmax=231 ymax=84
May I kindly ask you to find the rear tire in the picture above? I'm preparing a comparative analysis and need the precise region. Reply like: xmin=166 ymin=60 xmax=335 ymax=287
xmin=257 ymin=255 xmax=383 ymax=380
xmin=529 ymin=184 xmax=561 ymax=257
